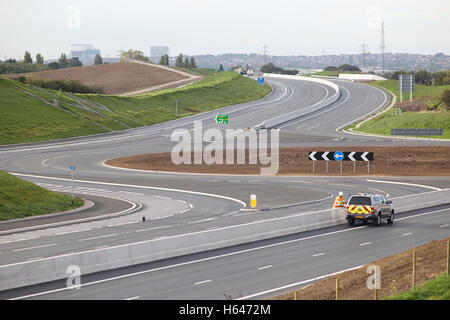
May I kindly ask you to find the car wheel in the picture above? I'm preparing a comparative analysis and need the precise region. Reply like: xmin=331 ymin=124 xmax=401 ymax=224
xmin=373 ymin=214 xmax=382 ymax=227
xmin=387 ymin=211 xmax=394 ymax=224
xmin=348 ymin=219 xmax=355 ymax=226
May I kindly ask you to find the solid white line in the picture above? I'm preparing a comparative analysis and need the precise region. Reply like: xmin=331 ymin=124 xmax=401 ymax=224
xmin=26 ymin=257 xmax=43 ymax=262
xmin=237 ymin=265 xmax=364 ymax=300
xmin=440 ymin=224 xmax=448 ymax=228
xmin=194 ymin=280 xmax=211 ymax=285
xmin=78 ymin=234 xmax=118 ymax=242
xmin=124 ymin=296 xmax=140 ymax=300
xmin=12 ymin=243 xmax=57 ymax=252
xmin=258 ymin=265 xmax=272 ymax=270
xmin=312 ymin=252 xmax=326 ymax=257
xmin=402 ymin=232 xmax=413 ymax=236
xmin=366 ymin=179 xmax=442 ymax=191
xmin=360 ymin=242 xmax=371 ymax=246
xmin=7 ymin=206 xmax=450 ymax=300
xmin=107 ymin=221 xmax=137 ymax=227
xmin=11 ymin=172 xmax=247 ymax=208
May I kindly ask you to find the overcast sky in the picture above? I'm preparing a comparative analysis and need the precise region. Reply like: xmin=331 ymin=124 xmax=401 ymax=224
xmin=1 ymin=0 xmax=449 ymax=60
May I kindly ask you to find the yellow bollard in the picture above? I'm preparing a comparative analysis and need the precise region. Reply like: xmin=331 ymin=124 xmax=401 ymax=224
xmin=250 ymin=194 xmax=257 ymax=208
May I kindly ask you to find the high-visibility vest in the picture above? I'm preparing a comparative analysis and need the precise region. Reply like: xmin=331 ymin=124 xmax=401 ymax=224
xmin=333 ymin=196 xmax=346 ymax=208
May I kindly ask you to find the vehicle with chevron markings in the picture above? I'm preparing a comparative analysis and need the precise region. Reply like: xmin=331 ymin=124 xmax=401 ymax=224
xmin=345 ymin=193 xmax=394 ymax=227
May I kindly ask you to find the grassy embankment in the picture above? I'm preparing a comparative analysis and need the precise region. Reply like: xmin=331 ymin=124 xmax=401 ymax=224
xmin=0 ymin=171 xmax=83 ymax=221
xmin=350 ymin=80 xmax=450 ymax=139
xmin=386 ymin=274 xmax=450 ymax=300
xmin=0 ymin=70 xmax=271 ymax=145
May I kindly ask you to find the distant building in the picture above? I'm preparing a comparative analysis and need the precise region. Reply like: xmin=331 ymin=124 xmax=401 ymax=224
xmin=70 ymin=44 xmax=100 ymax=65
xmin=150 ymin=46 xmax=169 ymax=62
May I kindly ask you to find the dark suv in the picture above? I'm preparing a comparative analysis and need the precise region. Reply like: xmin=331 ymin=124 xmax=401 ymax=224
xmin=346 ymin=194 xmax=394 ymax=227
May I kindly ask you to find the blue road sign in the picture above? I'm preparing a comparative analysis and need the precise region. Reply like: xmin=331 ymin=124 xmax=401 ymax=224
xmin=334 ymin=151 xmax=344 ymax=161
xmin=69 ymin=165 xmax=76 ymax=171
xmin=257 ymin=77 xmax=265 ymax=85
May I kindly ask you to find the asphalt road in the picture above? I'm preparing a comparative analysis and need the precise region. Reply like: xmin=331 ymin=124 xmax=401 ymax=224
xmin=0 ymin=77 xmax=449 ymax=299
xmin=2 ymin=204 xmax=449 ymax=300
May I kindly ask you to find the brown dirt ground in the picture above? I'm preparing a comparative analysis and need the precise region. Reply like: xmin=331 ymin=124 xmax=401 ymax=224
xmin=270 ymin=236 xmax=450 ymax=300
xmin=105 ymin=147 xmax=450 ymax=176
xmin=9 ymin=62 xmax=190 ymax=94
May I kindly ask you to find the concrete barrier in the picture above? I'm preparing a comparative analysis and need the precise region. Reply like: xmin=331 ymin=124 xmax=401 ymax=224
xmin=1 ymin=189 xmax=449 ymax=291
xmin=258 ymin=74 xmax=341 ymax=129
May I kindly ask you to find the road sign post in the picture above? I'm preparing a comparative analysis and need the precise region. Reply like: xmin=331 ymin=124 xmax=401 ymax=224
xmin=308 ymin=151 xmax=374 ymax=175
xmin=69 ymin=165 xmax=76 ymax=204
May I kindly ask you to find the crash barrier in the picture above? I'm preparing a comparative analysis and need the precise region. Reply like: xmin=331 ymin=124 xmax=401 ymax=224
xmin=390 ymin=128 xmax=444 ymax=136
xmin=258 ymin=74 xmax=341 ymax=129
xmin=1 ymin=189 xmax=449 ymax=291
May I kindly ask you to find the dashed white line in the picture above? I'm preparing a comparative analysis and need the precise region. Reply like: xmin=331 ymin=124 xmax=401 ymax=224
xmin=258 ymin=265 xmax=272 ymax=270
xmin=402 ymin=232 xmax=413 ymax=236
xmin=124 ymin=296 xmax=140 ymax=300
xmin=440 ymin=224 xmax=449 ymax=228
xmin=135 ymin=225 xmax=172 ymax=232
xmin=107 ymin=221 xmax=137 ymax=227
xmin=360 ymin=242 xmax=371 ymax=246
xmin=187 ymin=217 xmax=218 ymax=224
xmin=194 ymin=280 xmax=211 ymax=285
xmin=312 ymin=252 xmax=326 ymax=257
xmin=55 ymin=229 xmax=92 ymax=236
xmin=78 ymin=234 xmax=118 ymax=242
xmin=12 ymin=243 xmax=57 ymax=252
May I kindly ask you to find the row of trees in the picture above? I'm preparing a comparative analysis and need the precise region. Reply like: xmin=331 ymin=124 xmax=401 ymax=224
xmin=120 ymin=49 xmax=149 ymax=62
xmin=324 ymin=64 xmax=362 ymax=72
xmin=260 ymin=63 xmax=298 ymax=75
xmin=388 ymin=70 xmax=450 ymax=86
xmin=175 ymin=54 xmax=196 ymax=68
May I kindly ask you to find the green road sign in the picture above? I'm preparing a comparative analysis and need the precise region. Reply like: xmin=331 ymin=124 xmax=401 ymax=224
xmin=215 ymin=114 xmax=229 ymax=124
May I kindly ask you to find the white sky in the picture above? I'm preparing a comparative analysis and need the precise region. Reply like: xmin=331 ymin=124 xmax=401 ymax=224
xmin=1 ymin=0 xmax=449 ymax=60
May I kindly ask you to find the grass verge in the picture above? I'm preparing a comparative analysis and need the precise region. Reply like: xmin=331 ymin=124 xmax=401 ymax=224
xmin=349 ymin=80 xmax=450 ymax=139
xmin=386 ymin=274 xmax=450 ymax=300
xmin=0 ymin=71 xmax=271 ymax=145
xmin=0 ymin=171 xmax=84 ymax=221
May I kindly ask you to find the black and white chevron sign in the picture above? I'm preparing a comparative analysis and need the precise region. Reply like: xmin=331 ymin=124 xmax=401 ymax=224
xmin=308 ymin=151 xmax=374 ymax=161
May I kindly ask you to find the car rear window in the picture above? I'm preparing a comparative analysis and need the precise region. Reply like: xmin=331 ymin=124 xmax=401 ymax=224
xmin=348 ymin=196 xmax=372 ymax=205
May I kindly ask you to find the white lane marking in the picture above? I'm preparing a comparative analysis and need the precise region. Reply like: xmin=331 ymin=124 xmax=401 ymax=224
xmin=11 ymin=172 xmax=247 ymax=207
xmin=222 ymin=211 xmax=240 ymax=217
xmin=360 ymin=242 xmax=371 ymax=246
xmin=124 ymin=296 xmax=140 ymax=300
xmin=187 ymin=217 xmax=218 ymax=224
xmin=258 ymin=265 xmax=272 ymax=270
xmin=135 ymin=225 xmax=171 ymax=232
xmin=402 ymin=232 xmax=413 ymax=236
xmin=0 ymin=237 xmax=38 ymax=245
xmin=237 ymin=265 xmax=364 ymax=300
xmin=312 ymin=252 xmax=326 ymax=257
xmin=26 ymin=257 xmax=43 ymax=262
xmin=12 ymin=243 xmax=57 ymax=252
xmin=53 ymin=155 xmax=70 ymax=159
xmin=440 ymin=224 xmax=449 ymax=228
xmin=78 ymin=234 xmax=118 ymax=242
xmin=366 ymin=179 xmax=442 ymax=191
xmin=7 ymin=207 xmax=450 ymax=300
xmin=194 ymin=280 xmax=211 ymax=285
xmin=54 ymin=229 xmax=92 ymax=236
xmin=107 ymin=221 xmax=137 ymax=227
xmin=41 ymin=159 xmax=49 ymax=167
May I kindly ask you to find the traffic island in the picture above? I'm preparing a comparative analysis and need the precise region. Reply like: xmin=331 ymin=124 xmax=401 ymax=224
xmin=104 ymin=146 xmax=450 ymax=176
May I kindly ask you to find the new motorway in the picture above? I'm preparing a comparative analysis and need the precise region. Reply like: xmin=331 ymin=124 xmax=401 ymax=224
xmin=0 ymin=77 xmax=449 ymax=299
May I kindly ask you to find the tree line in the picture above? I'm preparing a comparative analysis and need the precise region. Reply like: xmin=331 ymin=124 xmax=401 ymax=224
xmin=388 ymin=70 xmax=450 ymax=86
xmin=158 ymin=53 xmax=197 ymax=69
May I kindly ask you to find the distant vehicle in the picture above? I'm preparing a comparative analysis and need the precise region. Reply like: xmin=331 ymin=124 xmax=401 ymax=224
xmin=345 ymin=193 xmax=394 ymax=227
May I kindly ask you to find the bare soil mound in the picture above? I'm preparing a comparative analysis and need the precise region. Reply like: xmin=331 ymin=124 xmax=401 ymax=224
xmin=10 ymin=62 xmax=191 ymax=94
xmin=105 ymin=146 xmax=450 ymax=176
